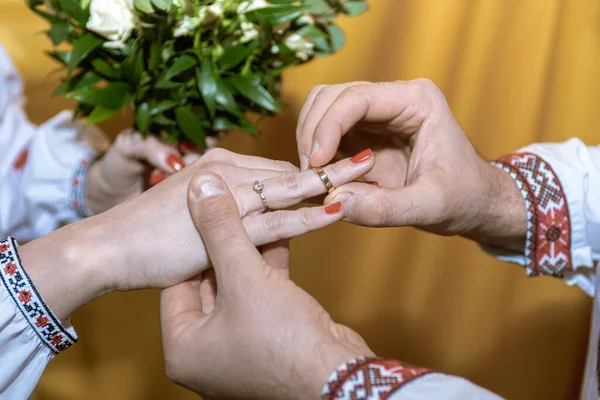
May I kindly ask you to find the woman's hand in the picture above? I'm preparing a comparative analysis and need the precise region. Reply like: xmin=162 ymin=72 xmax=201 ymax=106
xmin=20 ymin=148 xmax=375 ymax=321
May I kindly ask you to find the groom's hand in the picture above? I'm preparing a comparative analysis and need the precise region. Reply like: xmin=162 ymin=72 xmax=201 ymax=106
xmin=296 ymin=79 xmax=527 ymax=247
xmin=161 ymin=172 xmax=373 ymax=400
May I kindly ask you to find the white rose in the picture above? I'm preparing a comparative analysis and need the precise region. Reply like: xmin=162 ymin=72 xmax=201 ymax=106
xmin=284 ymin=33 xmax=314 ymax=61
xmin=199 ymin=3 xmax=224 ymax=24
xmin=238 ymin=0 xmax=271 ymax=14
xmin=174 ymin=15 xmax=201 ymax=37
xmin=240 ymin=21 xmax=260 ymax=42
xmin=86 ymin=0 xmax=138 ymax=49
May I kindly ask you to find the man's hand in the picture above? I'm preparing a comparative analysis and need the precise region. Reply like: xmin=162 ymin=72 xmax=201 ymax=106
xmin=161 ymin=173 xmax=373 ymax=400
xmin=297 ymin=79 xmax=527 ymax=247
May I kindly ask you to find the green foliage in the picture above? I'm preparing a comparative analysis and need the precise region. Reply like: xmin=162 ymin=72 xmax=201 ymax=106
xmin=28 ymin=0 xmax=369 ymax=146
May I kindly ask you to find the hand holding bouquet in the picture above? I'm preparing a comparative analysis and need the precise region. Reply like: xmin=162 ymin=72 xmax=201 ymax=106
xmin=28 ymin=0 xmax=368 ymax=147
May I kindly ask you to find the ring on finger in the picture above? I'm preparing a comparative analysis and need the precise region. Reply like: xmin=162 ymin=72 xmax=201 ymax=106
xmin=312 ymin=166 xmax=335 ymax=194
xmin=253 ymin=180 xmax=271 ymax=212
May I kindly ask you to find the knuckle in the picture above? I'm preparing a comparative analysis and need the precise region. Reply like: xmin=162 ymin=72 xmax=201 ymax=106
xmin=307 ymin=84 xmax=327 ymax=99
xmin=278 ymin=173 xmax=303 ymax=193
xmin=196 ymin=196 xmax=238 ymax=229
xmin=201 ymin=148 xmax=231 ymax=163
xmin=263 ymin=212 xmax=287 ymax=237
xmin=371 ymin=196 xmax=396 ymax=227
xmin=300 ymin=208 xmax=314 ymax=229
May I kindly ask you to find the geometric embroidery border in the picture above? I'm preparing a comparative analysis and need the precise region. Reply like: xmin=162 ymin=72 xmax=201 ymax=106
xmin=492 ymin=152 xmax=572 ymax=277
xmin=68 ymin=152 xmax=95 ymax=219
xmin=322 ymin=357 xmax=433 ymax=400
xmin=0 ymin=237 xmax=77 ymax=354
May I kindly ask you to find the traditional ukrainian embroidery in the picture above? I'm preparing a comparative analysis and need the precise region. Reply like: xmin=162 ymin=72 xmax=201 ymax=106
xmin=491 ymin=152 xmax=571 ymax=276
xmin=12 ymin=147 xmax=29 ymax=171
xmin=0 ymin=237 xmax=77 ymax=354
xmin=321 ymin=357 xmax=433 ymax=399
xmin=68 ymin=152 xmax=96 ymax=219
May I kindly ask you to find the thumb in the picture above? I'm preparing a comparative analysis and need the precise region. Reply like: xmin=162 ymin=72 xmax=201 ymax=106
xmin=324 ymin=182 xmax=432 ymax=227
xmin=187 ymin=172 xmax=263 ymax=284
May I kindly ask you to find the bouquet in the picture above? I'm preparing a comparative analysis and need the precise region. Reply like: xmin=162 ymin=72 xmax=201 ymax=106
xmin=27 ymin=0 xmax=368 ymax=147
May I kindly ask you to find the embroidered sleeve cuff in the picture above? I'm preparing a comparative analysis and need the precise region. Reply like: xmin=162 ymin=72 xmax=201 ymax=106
xmin=0 ymin=237 xmax=77 ymax=354
xmin=487 ymin=152 xmax=573 ymax=277
xmin=321 ymin=357 xmax=433 ymax=399
xmin=69 ymin=152 xmax=96 ymax=219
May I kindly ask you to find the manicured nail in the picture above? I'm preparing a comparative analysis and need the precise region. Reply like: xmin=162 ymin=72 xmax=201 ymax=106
xmin=191 ymin=174 xmax=224 ymax=199
xmin=149 ymin=171 xmax=168 ymax=186
xmin=369 ymin=181 xmax=380 ymax=187
xmin=178 ymin=141 xmax=196 ymax=154
xmin=325 ymin=202 xmax=343 ymax=214
xmin=351 ymin=149 xmax=373 ymax=163
xmin=166 ymin=154 xmax=185 ymax=171
xmin=309 ymin=139 xmax=320 ymax=158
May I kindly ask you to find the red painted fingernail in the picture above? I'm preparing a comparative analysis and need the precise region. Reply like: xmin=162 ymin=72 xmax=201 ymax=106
xmin=325 ymin=202 xmax=343 ymax=214
xmin=177 ymin=141 xmax=196 ymax=154
xmin=150 ymin=171 xmax=168 ymax=186
xmin=166 ymin=154 xmax=184 ymax=171
xmin=369 ymin=181 xmax=380 ymax=187
xmin=351 ymin=149 xmax=373 ymax=163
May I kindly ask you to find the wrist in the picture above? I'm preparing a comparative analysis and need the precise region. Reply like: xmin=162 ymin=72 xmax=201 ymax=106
xmin=18 ymin=216 xmax=116 ymax=322
xmin=462 ymin=163 xmax=527 ymax=250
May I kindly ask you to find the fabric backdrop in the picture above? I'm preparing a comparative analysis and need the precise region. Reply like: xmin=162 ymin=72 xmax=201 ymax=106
xmin=2 ymin=0 xmax=599 ymax=398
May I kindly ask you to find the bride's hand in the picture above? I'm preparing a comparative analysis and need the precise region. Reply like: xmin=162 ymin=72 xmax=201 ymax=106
xmin=31 ymin=148 xmax=375 ymax=320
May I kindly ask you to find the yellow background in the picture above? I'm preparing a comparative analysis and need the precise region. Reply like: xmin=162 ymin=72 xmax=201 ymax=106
xmin=2 ymin=0 xmax=599 ymax=398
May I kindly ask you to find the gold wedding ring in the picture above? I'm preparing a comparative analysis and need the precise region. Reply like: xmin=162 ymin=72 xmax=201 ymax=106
xmin=253 ymin=181 xmax=271 ymax=212
xmin=313 ymin=167 xmax=335 ymax=194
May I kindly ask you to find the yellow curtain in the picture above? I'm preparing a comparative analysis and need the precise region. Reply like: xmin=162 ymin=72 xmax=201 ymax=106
xmin=2 ymin=0 xmax=600 ymax=398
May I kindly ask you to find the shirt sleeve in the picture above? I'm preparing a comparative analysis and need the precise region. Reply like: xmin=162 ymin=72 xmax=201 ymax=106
xmin=0 ymin=237 xmax=77 ymax=399
xmin=0 ymin=44 xmax=108 ymax=243
xmin=321 ymin=357 xmax=503 ymax=399
xmin=482 ymin=138 xmax=600 ymax=296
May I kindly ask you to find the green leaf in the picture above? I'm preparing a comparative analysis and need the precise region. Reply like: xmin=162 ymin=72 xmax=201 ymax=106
xmin=134 ymin=0 xmax=154 ymax=13
xmin=91 ymin=58 xmax=119 ymax=79
xmin=238 ymin=115 xmax=260 ymax=135
xmin=68 ymin=82 xmax=130 ymax=109
xmin=149 ymin=40 xmax=162 ymax=73
xmin=196 ymin=60 xmax=217 ymax=118
xmin=47 ymin=50 xmax=71 ymax=66
xmin=214 ymin=78 xmax=241 ymax=116
xmin=150 ymin=100 xmax=178 ymax=115
xmin=86 ymin=107 xmax=118 ymax=126
xmin=246 ymin=5 xmax=305 ymax=25
xmin=47 ymin=23 xmax=72 ymax=45
xmin=266 ymin=0 xmax=298 ymax=4
xmin=54 ymin=70 xmax=101 ymax=96
xmin=155 ymin=78 xmax=180 ymax=89
xmin=175 ymin=106 xmax=206 ymax=148
xmin=212 ymin=116 xmax=239 ymax=132
xmin=304 ymin=0 xmax=332 ymax=14
xmin=328 ymin=24 xmax=345 ymax=53
xmin=227 ymin=76 xmax=282 ymax=113
xmin=153 ymin=113 xmax=176 ymax=126
xmin=121 ymin=45 xmax=145 ymax=84
xmin=218 ymin=40 xmax=260 ymax=70
xmin=135 ymin=103 xmax=151 ymax=131
xmin=57 ymin=0 xmax=90 ymax=25
xmin=68 ymin=33 xmax=103 ymax=74
xmin=343 ymin=1 xmax=369 ymax=16
xmin=151 ymin=0 xmax=171 ymax=11
xmin=164 ymin=54 xmax=197 ymax=81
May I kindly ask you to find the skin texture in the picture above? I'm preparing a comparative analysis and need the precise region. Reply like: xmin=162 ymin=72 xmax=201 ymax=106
xmin=161 ymin=173 xmax=374 ymax=400
xmin=19 ymin=148 xmax=376 ymax=322
xmin=296 ymin=79 xmax=527 ymax=249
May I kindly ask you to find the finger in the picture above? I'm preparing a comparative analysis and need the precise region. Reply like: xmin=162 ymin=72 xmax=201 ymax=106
xmin=243 ymin=203 xmax=343 ymax=246
xmin=324 ymin=181 xmax=435 ymax=227
xmin=310 ymin=81 xmax=424 ymax=167
xmin=261 ymin=240 xmax=290 ymax=279
xmin=201 ymin=148 xmax=298 ymax=173
xmin=160 ymin=276 xmax=206 ymax=338
xmin=187 ymin=173 xmax=263 ymax=283
xmin=199 ymin=268 xmax=217 ymax=315
xmin=113 ymin=130 xmax=184 ymax=173
xmin=297 ymin=82 xmax=369 ymax=169
xmin=297 ymin=84 xmax=326 ymax=170
xmin=183 ymin=152 xmax=202 ymax=166
xmin=236 ymin=149 xmax=374 ymax=215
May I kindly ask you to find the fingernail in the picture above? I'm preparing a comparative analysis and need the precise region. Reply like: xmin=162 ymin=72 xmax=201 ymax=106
xmin=300 ymin=155 xmax=309 ymax=171
xmin=149 ymin=171 xmax=168 ymax=186
xmin=177 ymin=141 xmax=196 ymax=154
xmin=309 ymin=139 xmax=320 ymax=158
xmin=166 ymin=154 xmax=185 ymax=171
xmin=351 ymin=149 xmax=373 ymax=164
xmin=191 ymin=174 xmax=224 ymax=199
xmin=369 ymin=181 xmax=380 ymax=187
xmin=325 ymin=202 xmax=343 ymax=214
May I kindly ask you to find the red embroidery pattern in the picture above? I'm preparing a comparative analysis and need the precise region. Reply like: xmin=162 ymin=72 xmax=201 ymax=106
xmin=0 ymin=237 xmax=77 ymax=354
xmin=12 ymin=148 xmax=29 ymax=171
xmin=68 ymin=153 xmax=95 ymax=219
xmin=321 ymin=357 xmax=433 ymax=399
xmin=492 ymin=152 xmax=572 ymax=276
